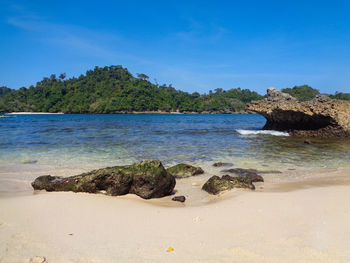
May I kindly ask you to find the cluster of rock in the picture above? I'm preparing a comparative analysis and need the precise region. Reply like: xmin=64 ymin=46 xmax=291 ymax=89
xmin=32 ymin=161 xmax=266 ymax=200
xmin=247 ymin=88 xmax=350 ymax=138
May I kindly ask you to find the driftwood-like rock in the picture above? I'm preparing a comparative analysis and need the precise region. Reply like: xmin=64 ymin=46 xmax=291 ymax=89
xmin=32 ymin=160 xmax=176 ymax=199
xmin=247 ymin=88 xmax=350 ymax=138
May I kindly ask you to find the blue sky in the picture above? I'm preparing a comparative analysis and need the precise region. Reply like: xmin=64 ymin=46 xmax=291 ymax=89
xmin=0 ymin=0 xmax=349 ymax=94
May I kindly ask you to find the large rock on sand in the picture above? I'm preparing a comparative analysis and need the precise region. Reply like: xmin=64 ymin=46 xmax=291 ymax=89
xmin=32 ymin=160 xmax=176 ymax=199
xmin=247 ymin=88 xmax=350 ymax=138
xmin=202 ymin=175 xmax=255 ymax=195
xmin=166 ymin=163 xmax=204 ymax=178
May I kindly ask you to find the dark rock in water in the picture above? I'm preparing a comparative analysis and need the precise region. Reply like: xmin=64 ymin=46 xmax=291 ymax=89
xmin=221 ymin=168 xmax=280 ymax=175
xmin=172 ymin=195 xmax=186 ymax=202
xmin=304 ymin=139 xmax=312 ymax=144
xmin=202 ymin=175 xmax=255 ymax=195
xmin=212 ymin=162 xmax=233 ymax=167
xmin=247 ymin=88 xmax=350 ymax=138
xmin=32 ymin=160 xmax=176 ymax=199
xmin=166 ymin=163 xmax=204 ymax=179
xmin=219 ymin=168 xmax=264 ymax=182
xmin=22 ymin=160 xmax=38 ymax=164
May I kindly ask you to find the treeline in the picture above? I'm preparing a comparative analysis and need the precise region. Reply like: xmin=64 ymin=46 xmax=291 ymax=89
xmin=0 ymin=66 xmax=262 ymax=113
xmin=0 ymin=66 xmax=349 ymax=114
xmin=0 ymin=86 xmax=12 ymax=97
xmin=281 ymin=85 xmax=350 ymax=101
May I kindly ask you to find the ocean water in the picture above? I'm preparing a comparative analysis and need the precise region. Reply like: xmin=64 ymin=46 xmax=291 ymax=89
xmin=1 ymin=114 xmax=350 ymax=193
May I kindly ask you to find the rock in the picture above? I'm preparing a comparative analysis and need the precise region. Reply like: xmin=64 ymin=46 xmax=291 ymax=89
xmin=221 ymin=175 xmax=256 ymax=190
xmin=240 ymin=172 xmax=264 ymax=182
xmin=202 ymin=175 xmax=255 ymax=195
xmin=166 ymin=164 xmax=204 ymax=178
xmin=304 ymin=139 xmax=312 ymax=144
xmin=32 ymin=160 xmax=175 ymax=199
xmin=172 ymin=195 xmax=186 ymax=202
xmin=220 ymin=168 xmax=264 ymax=182
xmin=212 ymin=162 xmax=233 ymax=167
xmin=221 ymin=167 xmax=280 ymax=176
xmin=247 ymin=88 xmax=350 ymax=138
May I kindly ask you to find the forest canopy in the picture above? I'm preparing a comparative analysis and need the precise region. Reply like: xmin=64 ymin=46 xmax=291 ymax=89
xmin=0 ymin=66 xmax=349 ymax=114
xmin=0 ymin=66 xmax=263 ymax=113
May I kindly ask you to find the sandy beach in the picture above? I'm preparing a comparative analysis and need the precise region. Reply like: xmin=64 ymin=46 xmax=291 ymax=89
xmin=1 ymin=169 xmax=350 ymax=263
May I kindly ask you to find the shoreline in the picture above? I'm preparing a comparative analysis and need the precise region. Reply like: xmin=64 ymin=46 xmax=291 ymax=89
xmin=4 ymin=111 xmax=254 ymax=115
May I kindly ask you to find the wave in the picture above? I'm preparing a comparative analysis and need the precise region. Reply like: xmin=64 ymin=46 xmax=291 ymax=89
xmin=236 ymin=129 xmax=290 ymax=136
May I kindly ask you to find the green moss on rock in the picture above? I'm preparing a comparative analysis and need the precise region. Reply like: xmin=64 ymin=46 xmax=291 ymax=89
xmin=31 ymin=160 xmax=176 ymax=199
xmin=202 ymin=174 xmax=255 ymax=195
xmin=166 ymin=163 xmax=204 ymax=178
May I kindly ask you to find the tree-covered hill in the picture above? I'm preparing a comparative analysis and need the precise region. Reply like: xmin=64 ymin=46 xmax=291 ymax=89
xmin=0 ymin=65 xmax=263 ymax=113
xmin=0 ymin=86 xmax=12 ymax=97
xmin=282 ymin=85 xmax=350 ymax=101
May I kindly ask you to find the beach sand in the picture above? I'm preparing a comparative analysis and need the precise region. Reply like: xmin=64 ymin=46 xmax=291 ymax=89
xmin=1 ymin=171 xmax=350 ymax=263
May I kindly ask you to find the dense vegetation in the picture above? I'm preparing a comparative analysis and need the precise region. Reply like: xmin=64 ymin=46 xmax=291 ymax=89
xmin=330 ymin=92 xmax=350 ymax=100
xmin=282 ymin=85 xmax=350 ymax=101
xmin=0 ymin=86 xmax=12 ymax=97
xmin=281 ymin=85 xmax=320 ymax=101
xmin=0 ymin=66 xmax=263 ymax=113
xmin=1 ymin=66 xmax=348 ymax=114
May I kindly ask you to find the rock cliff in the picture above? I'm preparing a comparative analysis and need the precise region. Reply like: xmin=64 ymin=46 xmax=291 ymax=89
xmin=247 ymin=88 xmax=350 ymax=138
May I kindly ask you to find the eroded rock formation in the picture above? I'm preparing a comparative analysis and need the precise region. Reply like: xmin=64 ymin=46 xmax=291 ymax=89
xmin=247 ymin=88 xmax=350 ymax=138
xmin=32 ymin=160 xmax=176 ymax=199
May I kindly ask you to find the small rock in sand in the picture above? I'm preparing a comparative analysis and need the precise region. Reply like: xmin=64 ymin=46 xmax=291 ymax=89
xmin=172 ymin=196 xmax=186 ymax=202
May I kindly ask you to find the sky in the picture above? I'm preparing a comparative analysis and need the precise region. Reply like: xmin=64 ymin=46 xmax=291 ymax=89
xmin=0 ymin=0 xmax=349 ymax=94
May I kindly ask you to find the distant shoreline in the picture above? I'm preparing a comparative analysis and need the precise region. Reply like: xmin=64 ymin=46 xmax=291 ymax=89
xmin=5 ymin=110 xmax=254 ymax=115
xmin=6 ymin=112 xmax=65 ymax=115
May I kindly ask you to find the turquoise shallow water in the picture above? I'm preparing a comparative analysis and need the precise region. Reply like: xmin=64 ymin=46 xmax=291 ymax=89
xmin=1 ymin=114 xmax=350 ymax=181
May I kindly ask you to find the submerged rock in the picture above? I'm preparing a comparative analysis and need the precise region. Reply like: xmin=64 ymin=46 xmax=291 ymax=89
xmin=166 ymin=163 xmax=204 ymax=178
xmin=172 ymin=195 xmax=186 ymax=202
xmin=32 ymin=160 xmax=175 ymax=199
xmin=247 ymin=88 xmax=350 ymax=138
xmin=202 ymin=175 xmax=255 ymax=195
xmin=212 ymin=162 xmax=233 ymax=167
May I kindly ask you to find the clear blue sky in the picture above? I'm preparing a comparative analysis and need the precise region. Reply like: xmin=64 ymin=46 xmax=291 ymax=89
xmin=1 ymin=0 xmax=349 ymax=94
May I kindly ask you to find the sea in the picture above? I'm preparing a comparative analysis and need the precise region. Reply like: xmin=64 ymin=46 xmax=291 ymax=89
xmin=1 ymin=114 xmax=350 ymax=194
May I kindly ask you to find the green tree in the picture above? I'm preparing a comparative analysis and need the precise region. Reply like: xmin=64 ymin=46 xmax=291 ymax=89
xmin=282 ymin=85 xmax=320 ymax=101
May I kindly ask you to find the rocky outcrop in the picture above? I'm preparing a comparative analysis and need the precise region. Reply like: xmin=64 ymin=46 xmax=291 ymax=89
xmin=166 ymin=164 xmax=204 ymax=179
xmin=32 ymin=160 xmax=176 ymax=199
xmin=247 ymin=88 xmax=350 ymax=138
xmin=202 ymin=175 xmax=255 ymax=195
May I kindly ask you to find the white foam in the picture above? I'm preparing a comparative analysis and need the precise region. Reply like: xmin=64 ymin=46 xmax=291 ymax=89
xmin=236 ymin=129 xmax=290 ymax=136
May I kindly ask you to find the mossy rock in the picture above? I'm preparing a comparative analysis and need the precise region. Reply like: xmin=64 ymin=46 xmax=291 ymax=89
xmin=32 ymin=160 xmax=176 ymax=199
xmin=202 ymin=175 xmax=255 ymax=195
xmin=166 ymin=163 xmax=204 ymax=179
